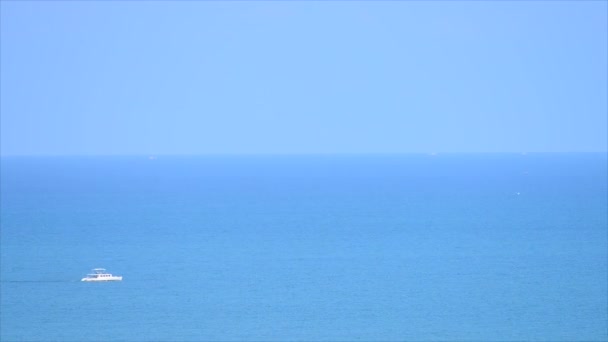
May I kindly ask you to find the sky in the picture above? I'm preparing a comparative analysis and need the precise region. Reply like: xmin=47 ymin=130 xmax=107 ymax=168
xmin=1 ymin=1 xmax=606 ymax=155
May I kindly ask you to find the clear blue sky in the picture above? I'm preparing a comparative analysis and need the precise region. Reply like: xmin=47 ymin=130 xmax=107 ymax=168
xmin=1 ymin=1 xmax=606 ymax=155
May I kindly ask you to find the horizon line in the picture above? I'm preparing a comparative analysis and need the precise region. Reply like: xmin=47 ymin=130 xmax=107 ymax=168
xmin=1 ymin=151 xmax=607 ymax=158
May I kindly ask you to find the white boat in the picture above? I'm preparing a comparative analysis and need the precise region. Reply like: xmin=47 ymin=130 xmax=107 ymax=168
xmin=81 ymin=268 xmax=123 ymax=282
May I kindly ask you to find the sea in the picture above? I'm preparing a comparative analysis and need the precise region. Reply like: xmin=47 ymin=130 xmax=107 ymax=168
xmin=1 ymin=154 xmax=606 ymax=341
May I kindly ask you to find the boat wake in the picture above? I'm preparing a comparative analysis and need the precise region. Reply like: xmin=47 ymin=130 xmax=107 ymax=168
xmin=1 ymin=280 xmax=81 ymax=283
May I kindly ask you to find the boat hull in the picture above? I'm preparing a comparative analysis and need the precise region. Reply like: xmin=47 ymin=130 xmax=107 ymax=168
xmin=81 ymin=276 xmax=123 ymax=282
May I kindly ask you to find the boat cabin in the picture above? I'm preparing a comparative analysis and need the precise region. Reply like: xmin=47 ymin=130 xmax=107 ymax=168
xmin=81 ymin=268 xmax=122 ymax=281
xmin=86 ymin=273 xmax=112 ymax=279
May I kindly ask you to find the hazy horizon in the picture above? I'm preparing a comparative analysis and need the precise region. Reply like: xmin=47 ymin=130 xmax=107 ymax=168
xmin=1 ymin=151 xmax=607 ymax=158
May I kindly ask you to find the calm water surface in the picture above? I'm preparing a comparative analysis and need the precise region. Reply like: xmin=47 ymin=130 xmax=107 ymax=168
xmin=1 ymin=154 xmax=606 ymax=341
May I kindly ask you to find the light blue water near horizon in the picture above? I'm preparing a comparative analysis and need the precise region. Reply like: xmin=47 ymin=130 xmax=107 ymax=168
xmin=1 ymin=154 xmax=606 ymax=341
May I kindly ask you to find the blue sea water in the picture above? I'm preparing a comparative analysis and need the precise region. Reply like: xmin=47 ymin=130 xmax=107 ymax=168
xmin=1 ymin=154 xmax=606 ymax=341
